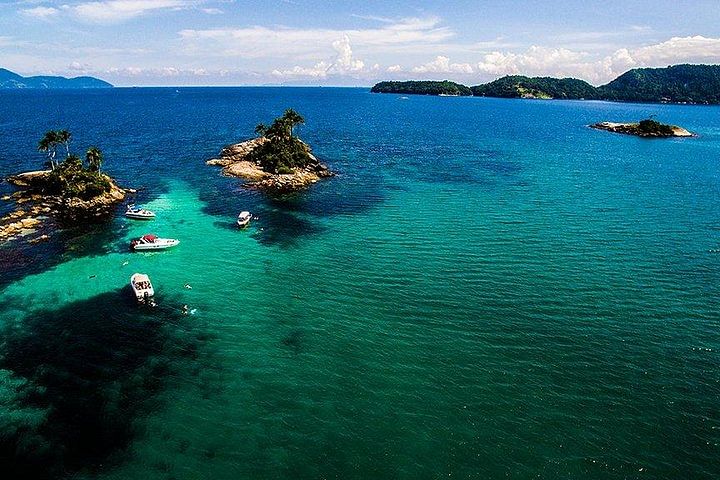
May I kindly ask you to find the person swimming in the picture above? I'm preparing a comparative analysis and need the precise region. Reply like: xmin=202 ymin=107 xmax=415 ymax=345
xmin=182 ymin=304 xmax=189 ymax=315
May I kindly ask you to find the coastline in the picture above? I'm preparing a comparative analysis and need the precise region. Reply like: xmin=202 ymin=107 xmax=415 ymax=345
xmin=1 ymin=171 xmax=128 ymax=243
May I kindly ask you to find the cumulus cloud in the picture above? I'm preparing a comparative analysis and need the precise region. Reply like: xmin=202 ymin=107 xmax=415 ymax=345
xmin=272 ymin=34 xmax=367 ymax=79
xmin=330 ymin=35 xmax=365 ymax=73
xmin=412 ymin=55 xmax=473 ymax=74
xmin=474 ymin=36 xmax=720 ymax=84
xmin=386 ymin=64 xmax=402 ymax=72
xmin=68 ymin=61 xmax=93 ymax=73
xmin=476 ymin=46 xmax=587 ymax=76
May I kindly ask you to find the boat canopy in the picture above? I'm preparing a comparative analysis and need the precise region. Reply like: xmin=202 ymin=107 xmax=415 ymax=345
xmin=141 ymin=234 xmax=157 ymax=242
xmin=238 ymin=211 xmax=251 ymax=217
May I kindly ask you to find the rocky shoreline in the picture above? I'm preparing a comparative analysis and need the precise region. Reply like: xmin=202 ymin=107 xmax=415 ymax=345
xmin=1 ymin=171 xmax=128 ymax=244
xmin=206 ymin=138 xmax=334 ymax=193
xmin=590 ymin=121 xmax=695 ymax=138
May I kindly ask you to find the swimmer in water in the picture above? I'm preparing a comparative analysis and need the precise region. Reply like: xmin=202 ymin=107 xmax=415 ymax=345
xmin=184 ymin=283 xmax=192 ymax=289
xmin=182 ymin=304 xmax=189 ymax=315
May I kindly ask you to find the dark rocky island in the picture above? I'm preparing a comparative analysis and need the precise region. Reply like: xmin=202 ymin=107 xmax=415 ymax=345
xmin=1 ymin=130 xmax=127 ymax=243
xmin=0 ymin=68 xmax=112 ymax=89
xmin=590 ymin=119 xmax=694 ymax=138
xmin=207 ymin=109 xmax=333 ymax=193
xmin=371 ymin=64 xmax=720 ymax=104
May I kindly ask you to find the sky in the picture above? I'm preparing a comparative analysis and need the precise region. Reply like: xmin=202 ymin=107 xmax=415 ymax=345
xmin=2 ymin=0 xmax=720 ymax=86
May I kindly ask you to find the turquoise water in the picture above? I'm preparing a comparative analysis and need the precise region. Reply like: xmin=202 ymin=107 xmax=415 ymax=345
xmin=1 ymin=88 xmax=719 ymax=479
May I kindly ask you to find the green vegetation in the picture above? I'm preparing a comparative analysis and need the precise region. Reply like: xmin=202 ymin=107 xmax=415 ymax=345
xmin=598 ymin=64 xmax=720 ymax=104
xmin=370 ymin=80 xmax=472 ymax=96
xmin=248 ymin=109 xmax=314 ymax=174
xmin=470 ymin=76 xmax=599 ymax=99
xmin=637 ymin=119 xmax=675 ymax=136
xmin=34 ymin=130 xmax=112 ymax=200
xmin=371 ymin=64 xmax=720 ymax=104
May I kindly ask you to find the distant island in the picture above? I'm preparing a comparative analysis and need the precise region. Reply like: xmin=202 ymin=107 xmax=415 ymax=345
xmin=1 ymin=130 xmax=127 ymax=243
xmin=372 ymin=64 xmax=720 ymax=104
xmin=0 ymin=68 xmax=112 ymax=89
xmin=370 ymin=80 xmax=472 ymax=96
xmin=590 ymin=119 xmax=694 ymax=138
xmin=471 ymin=75 xmax=599 ymax=100
xmin=207 ymin=109 xmax=333 ymax=193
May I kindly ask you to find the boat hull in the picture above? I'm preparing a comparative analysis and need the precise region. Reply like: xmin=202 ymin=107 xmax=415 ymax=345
xmin=125 ymin=212 xmax=156 ymax=220
xmin=132 ymin=239 xmax=179 ymax=251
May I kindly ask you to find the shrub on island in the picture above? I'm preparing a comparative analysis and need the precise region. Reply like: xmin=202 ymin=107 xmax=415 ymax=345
xmin=34 ymin=130 xmax=112 ymax=200
xmin=247 ymin=109 xmax=314 ymax=174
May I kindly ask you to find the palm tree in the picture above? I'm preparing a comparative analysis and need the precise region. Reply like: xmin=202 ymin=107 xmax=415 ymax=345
xmin=255 ymin=123 xmax=267 ymax=137
xmin=282 ymin=109 xmax=304 ymax=137
xmin=86 ymin=146 xmax=103 ymax=173
xmin=38 ymin=130 xmax=60 ymax=170
xmin=57 ymin=130 xmax=72 ymax=158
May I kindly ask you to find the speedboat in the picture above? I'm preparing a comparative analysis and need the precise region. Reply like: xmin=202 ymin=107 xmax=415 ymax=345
xmin=130 ymin=234 xmax=180 ymax=251
xmin=125 ymin=204 xmax=156 ymax=220
xmin=130 ymin=273 xmax=155 ymax=304
xmin=237 ymin=211 xmax=252 ymax=228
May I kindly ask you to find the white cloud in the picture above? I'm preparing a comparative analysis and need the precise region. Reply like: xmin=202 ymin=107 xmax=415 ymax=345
xmin=72 ymin=0 xmax=189 ymax=23
xmin=20 ymin=6 xmax=59 ymax=18
xmin=272 ymin=34 xmax=367 ymax=79
xmin=179 ymin=16 xmax=454 ymax=59
xmin=412 ymin=55 xmax=473 ymax=74
xmin=68 ymin=61 xmax=93 ymax=73
xmin=630 ymin=35 xmax=720 ymax=63
xmin=474 ymin=36 xmax=720 ymax=84
xmin=201 ymin=8 xmax=222 ymax=15
xmin=386 ymin=64 xmax=402 ymax=72
xmin=329 ymin=35 xmax=365 ymax=72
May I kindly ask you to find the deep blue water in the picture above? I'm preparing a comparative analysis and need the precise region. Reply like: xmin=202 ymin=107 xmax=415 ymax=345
xmin=0 ymin=88 xmax=719 ymax=479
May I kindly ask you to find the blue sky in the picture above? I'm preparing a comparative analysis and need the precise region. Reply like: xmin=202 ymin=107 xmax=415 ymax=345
xmin=2 ymin=0 xmax=720 ymax=86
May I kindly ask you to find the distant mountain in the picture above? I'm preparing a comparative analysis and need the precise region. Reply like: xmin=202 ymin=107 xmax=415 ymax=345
xmin=370 ymin=80 xmax=472 ymax=96
xmin=370 ymin=64 xmax=720 ymax=104
xmin=470 ymin=75 xmax=599 ymax=100
xmin=597 ymin=64 xmax=720 ymax=104
xmin=0 ymin=68 xmax=112 ymax=89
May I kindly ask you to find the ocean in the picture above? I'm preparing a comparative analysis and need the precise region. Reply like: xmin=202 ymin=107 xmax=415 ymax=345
xmin=0 ymin=87 xmax=719 ymax=479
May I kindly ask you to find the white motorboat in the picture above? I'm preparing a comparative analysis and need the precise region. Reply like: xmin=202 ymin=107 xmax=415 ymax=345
xmin=130 ymin=273 xmax=155 ymax=304
xmin=125 ymin=204 xmax=156 ymax=220
xmin=237 ymin=211 xmax=252 ymax=228
xmin=131 ymin=234 xmax=180 ymax=251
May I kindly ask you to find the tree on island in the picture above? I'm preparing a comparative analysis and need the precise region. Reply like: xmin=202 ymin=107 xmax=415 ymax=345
xmin=86 ymin=146 xmax=103 ymax=172
xmin=57 ymin=130 xmax=72 ymax=157
xmin=249 ymin=109 xmax=314 ymax=174
xmin=38 ymin=130 xmax=61 ymax=170
xmin=34 ymin=130 xmax=112 ymax=200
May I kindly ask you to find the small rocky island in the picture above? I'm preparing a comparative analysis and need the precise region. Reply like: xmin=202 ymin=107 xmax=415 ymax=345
xmin=207 ymin=109 xmax=333 ymax=193
xmin=590 ymin=119 xmax=694 ymax=138
xmin=1 ymin=130 xmax=127 ymax=243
